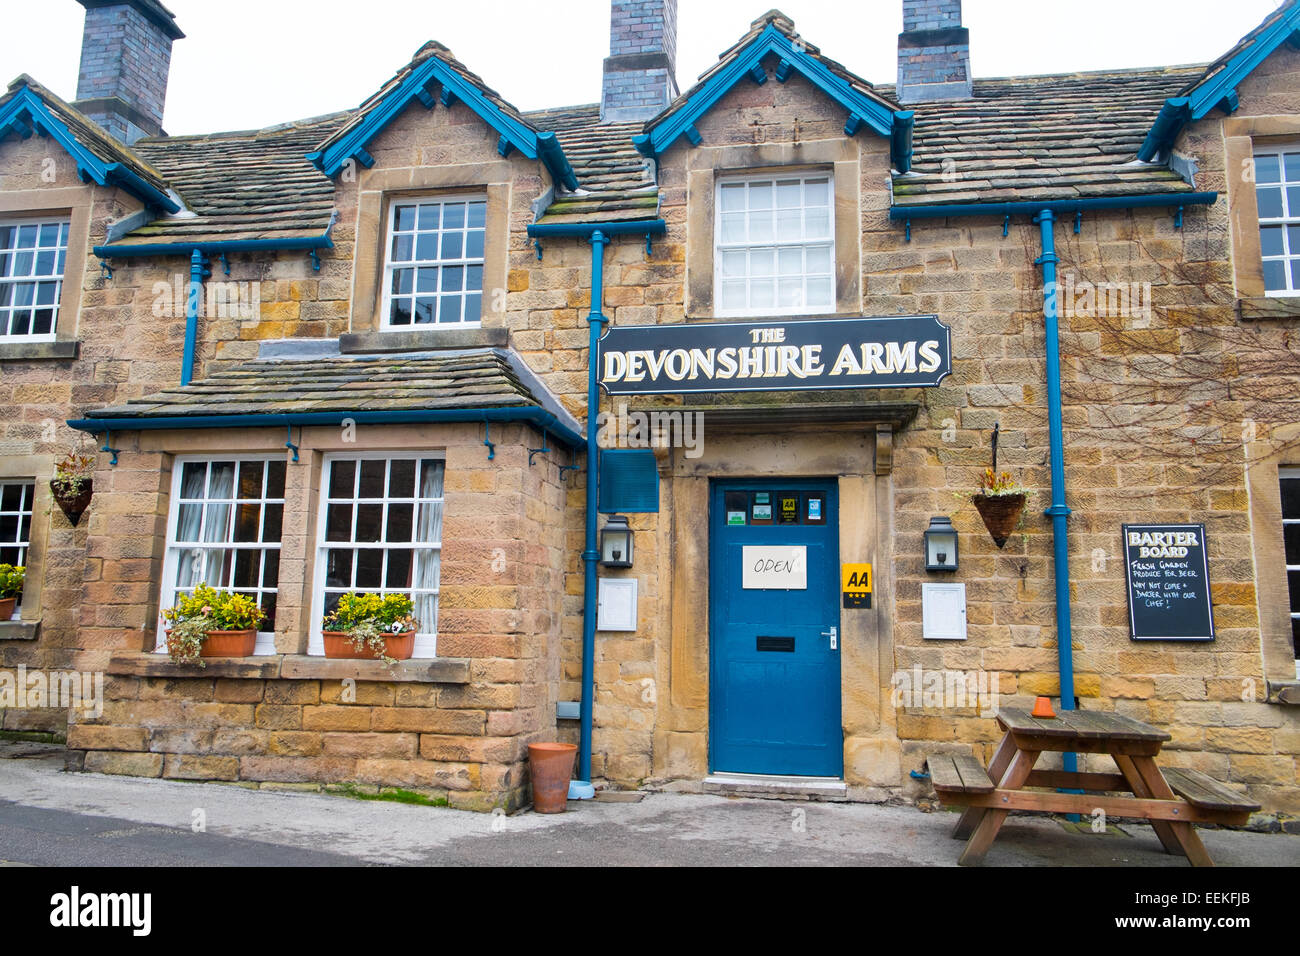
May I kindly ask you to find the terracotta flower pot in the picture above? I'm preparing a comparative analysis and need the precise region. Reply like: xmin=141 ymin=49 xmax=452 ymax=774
xmin=528 ymin=742 xmax=578 ymax=814
xmin=0 ymin=597 xmax=15 ymax=621
xmin=200 ymin=628 xmax=258 ymax=657
xmin=322 ymin=630 xmax=415 ymax=660
xmin=972 ymin=492 xmax=1027 ymax=548
xmin=51 ymin=480 xmax=93 ymax=527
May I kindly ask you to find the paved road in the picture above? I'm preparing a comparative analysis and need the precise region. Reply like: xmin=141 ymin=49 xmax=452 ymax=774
xmin=0 ymin=746 xmax=1297 ymax=867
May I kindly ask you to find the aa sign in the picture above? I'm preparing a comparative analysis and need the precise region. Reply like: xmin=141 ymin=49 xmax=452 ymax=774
xmin=842 ymin=562 xmax=873 ymax=609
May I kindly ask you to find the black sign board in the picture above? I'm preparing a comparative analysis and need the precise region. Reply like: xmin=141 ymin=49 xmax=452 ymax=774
xmin=598 ymin=315 xmax=952 ymax=395
xmin=1122 ymin=523 xmax=1215 ymax=642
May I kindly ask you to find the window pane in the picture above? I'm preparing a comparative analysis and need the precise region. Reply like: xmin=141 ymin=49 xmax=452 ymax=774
xmin=328 ymin=460 xmax=355 ymax=498
xmin=1284 ymin=523 xmax=1300 ymax=565
xmin=438 ymin=297 xmax=462 ymax=323
xmin=263 ymin=550 xmax=280 ymax=588
xmin=719 ymin=183 xmax=745 ymax=211
xmin=414 ymin=298 xmax=436 ymax=323
xmin=391 ymin=234 xmax=412 ymax=260
xmin=416 ymin=267 xmax=439 ymax=293
xmin=720 ymin=280 xmax=746 ymax=310
xmin=266 ymin=460 xmax=286 ymax=499
xmin=386 ymin=548 xmax=413 ymax=588
xmin=442 ymin=265 xmax=464 ymax=293
xmin=463 ymin=293 xmax=481 ymax=324
xmin=390 ymin=299 xmax=412 ymax=325
xmin=355 ymin=503 xmax=383 ymax=542
xmin=386 ymin=502 xmax=414 ymax=542
xmin=1261 ymin=225 xmax=1285 ymax=257
xmin=238 ymin=461 xmax=264 ymax=499
xmin=807 ymin=245 xmax=832 ymax=274
xmin=391 ymin=268 xmax=413 ymax=295
xmin=465 ymin=230 xmax=485 ymax=259
xmin=326 ymin=549 xmax=353 ymax=588
xmin=175 ymin=503 xmax=202 ymax=541
xmin=749 ymin=210 xmax=774 ymax=242
xmin=394 ymin=205 xmax=415 ymax=231
xmin=466 ymin=264 xmax=483 ymax=293
xmin=467 ymin=201 xmax=486 ymax=228
xmin=1290 ymin=570 xmax=1300 ymax=609
xmin=233 ymin=503 xmax=261 ymax=542
xmin=325 ymin=503 xmax=353 ymax=541
xmin=1285 ymin=153 xmax=1300 ymax=182
xmin=720 ymin=213 xmax=745 ymax=243
xmin=358 ymin=460 xmax=386 ymax=498
xmin=1264 ymin=260 xmax=1287 ymax=292
xmin=807 ymin=277 xmax=834 ymax=307
xmin=440 ymin=232 xmax=463 ymax=259
xmin=262 ymin=503 xmax=283 ymax=543
xmin=751 ymin=278 xmax=774 ymax=309
xmin=1258 ymin=186 xmax=1284 ymax=219
xmin=234 ymin=549 xmax=259 ymax=588
xmin=444 ymin=203 xmax=466 ymax=229
xmin=388 ymin=459 xmax=415 ymax=497
xmin=1282 ymin=478 xmax=1300 ymax=518
xmin=356 ymin=549 xmax=383 ymax=588
xmin=417 ymin=203 xmax=440 ymax=229
xmin=1256 ymin=153 xmax=1281 ymax=183
xmin=1 ymin=484 xmax=22 ymax=511
xmin=1290 ymin=186 xmax=1300 ymax=215
xmin=415 ymin=233 xmax=439 ymax=261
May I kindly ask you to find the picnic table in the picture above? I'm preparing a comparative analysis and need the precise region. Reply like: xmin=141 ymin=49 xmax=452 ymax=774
xmin=926 ymin=707 xmax=1260 ymax=866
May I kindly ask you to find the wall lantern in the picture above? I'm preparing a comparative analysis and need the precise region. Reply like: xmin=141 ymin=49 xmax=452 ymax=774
xmin=924 ymin=516 xmax=959 ymax=572
xmin=600 ymin=514 xmax=634 ymax=568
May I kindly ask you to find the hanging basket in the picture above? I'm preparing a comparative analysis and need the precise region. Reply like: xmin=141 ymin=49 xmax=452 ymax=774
xmin=51 ymin=480 xmax=93 ymax=527
xmin=972 ymin=492 xmax=1026 ymax=548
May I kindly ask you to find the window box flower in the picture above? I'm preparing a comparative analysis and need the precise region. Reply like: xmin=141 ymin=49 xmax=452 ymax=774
xmin=161 ymin=584 xmax=265 ymax=667
xmin=0 ymin=564 xmax=24 ymax=620
xmin=322 ymin=593 xmax=419 ymax=664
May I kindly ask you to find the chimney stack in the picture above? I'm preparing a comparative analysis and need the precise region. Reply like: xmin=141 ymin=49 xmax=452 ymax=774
xmin=601 ymin=0 xmax=679 ymax=123
xmin=897 ymin=0 xmax=971 ymax=104
xmin=73 ymin=0 xmax=184 ymax=144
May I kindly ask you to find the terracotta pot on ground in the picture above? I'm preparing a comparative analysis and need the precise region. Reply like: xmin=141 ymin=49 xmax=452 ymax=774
xmin=528 ymin=742 xmax=578 ymax=813
xmin=51 ymin=480 xmax=93 ymax=527
xmin=972 ymin=492 xmax=1027 ymax=548
xmin=322 ymin=630 xmax=415 ymax=660
xmin=200 ymin=629 xmax=258 ymax=657
xmin=0 ymin=597 xmax=15 ymax=621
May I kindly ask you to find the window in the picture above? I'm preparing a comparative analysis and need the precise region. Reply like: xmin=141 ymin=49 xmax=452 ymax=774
xmin=382 ymin=196 xmax=485 ymax=328
xmin=1255 ymin=147 xmax=1300 ymax=296
xmin=1281 ymin=468 xmax=1300 ymax=678
xmin=0 ymin=219 xmax=70 ymax=340
xmin=715 ymin=173 xmax=834 ymax=317
xmin=311 ymin=455 xmax=444 ymax=658
xmin=0 ymin=480 xmax=34 ymax=611
xmin=158 ymin=459 xmax=285 ymax=655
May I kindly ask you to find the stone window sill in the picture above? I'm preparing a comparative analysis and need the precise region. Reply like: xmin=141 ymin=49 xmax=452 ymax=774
xmin=106 ymin=651 xmax=471 ymax=684
xmin=0 ymin=340 xmax=79 ymax=361
xmin=1237 ymin=297 xmax=1300 ymax=320
xmin=339 ymin=327 xmax=507 ymax=353
xmin=0 ymin=619 xmax=39 ymax=641
xmin=1266 ymin=680 xmax=1300 ymax=705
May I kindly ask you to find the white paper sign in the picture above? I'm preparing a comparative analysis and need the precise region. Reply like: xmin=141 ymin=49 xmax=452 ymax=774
xmin=597 ymin=578 xmax=638 ymax=631
xmin=922 ymin=583 xmax=967 ymax=640
xmin=742 ymin=545 xmax=807 ymax=590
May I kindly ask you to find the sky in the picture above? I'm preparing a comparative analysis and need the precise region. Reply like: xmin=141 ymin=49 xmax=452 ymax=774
xmin=0 ymin=0 xmax=1286 ymax=136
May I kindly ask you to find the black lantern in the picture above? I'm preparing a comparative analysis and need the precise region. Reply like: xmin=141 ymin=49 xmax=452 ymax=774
xmin=600 ymin=514 xmax=634 ymax=568
xmin=924 ymin=516 xmax=959 ymax=571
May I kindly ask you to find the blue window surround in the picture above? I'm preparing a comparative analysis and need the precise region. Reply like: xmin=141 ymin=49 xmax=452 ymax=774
xmin=0 ymin=84 xmax=179 ymax=213
xmin=306 ymin=53 xmax=579 ymax=191
xmin=631 ymin=23 xmax=915 ymax=174
xmin=1138 ymin=4 xmax=1300 ymax=162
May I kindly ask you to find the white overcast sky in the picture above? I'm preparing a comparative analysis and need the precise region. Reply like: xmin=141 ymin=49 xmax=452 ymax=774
xmin=0 ymin=0 xmax=1285 ymax=136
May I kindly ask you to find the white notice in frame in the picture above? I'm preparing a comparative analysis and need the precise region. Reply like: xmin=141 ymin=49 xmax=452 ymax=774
xmin=922 ymin=583 xmax=967 ymax=640
xmin=742 ymin=545 xmax=807 ymax=590
xmin=597 ymin=578 xmax=638 ymax=632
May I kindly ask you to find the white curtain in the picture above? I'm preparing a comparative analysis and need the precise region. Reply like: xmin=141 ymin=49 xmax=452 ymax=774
xmin=175 ymin=462 xmax=234 ymax=590
xmin=413 ymin=459 xmax=444 ymax=634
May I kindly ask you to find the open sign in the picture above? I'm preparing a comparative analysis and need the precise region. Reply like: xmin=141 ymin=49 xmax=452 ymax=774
xmin=742 ymin=546 xmax=807 ymax=590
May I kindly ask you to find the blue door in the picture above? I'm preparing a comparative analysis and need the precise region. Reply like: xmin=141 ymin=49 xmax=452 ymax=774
xmin=709 ymin=480 xmax=842 ymax=777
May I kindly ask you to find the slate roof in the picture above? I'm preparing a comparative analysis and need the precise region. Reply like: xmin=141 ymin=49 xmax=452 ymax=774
xmin=889 ymin=67 xmax=1204 ymax=208
xmin=84 ymin=350 xmax=545 ymax=419
xmin=122 ymin=112 xmax=348 ymax=245
xmin=1 ymin=75 xmax=170 ymax=194
xmin=524 ymin=105 xmax=657 ymax=223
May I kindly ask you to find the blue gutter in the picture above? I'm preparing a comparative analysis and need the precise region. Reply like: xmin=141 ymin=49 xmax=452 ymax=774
xmin=181 ymin=249 xmax=207 ymax=386
xmin=896 ymin=191 xmax=1217 ymax=783
xmin=525 ymin=217 xmax=667 ymax=791
xmin=93 ymin=234 xmax=335 ymax=259
xmin=66 ymin=406 xmax=585 ymax=451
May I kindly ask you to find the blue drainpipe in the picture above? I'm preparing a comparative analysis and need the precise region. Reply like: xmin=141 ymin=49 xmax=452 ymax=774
xmin=181 ymin=248 xmax=208 ymax=386
xmin=1034 ymin=210 xmax=1078 ymax=782
xmin=573 ymin=230 xmax=609 ymax=797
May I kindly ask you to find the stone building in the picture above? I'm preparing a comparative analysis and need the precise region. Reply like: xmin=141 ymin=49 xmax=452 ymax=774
xmin=0 ymin=0 xmax=1297 ymax=814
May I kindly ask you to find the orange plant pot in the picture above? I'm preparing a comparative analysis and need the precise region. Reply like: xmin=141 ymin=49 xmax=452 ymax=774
xmin=0 ymin=597 xmax=14 ymax=621
xmin=528 ymin=742 xmax=578 ymax=813
xmin=200 ymin=629 xmax=258 ymax=658
xmin=322 ymin=630 xmax=415 ymax=660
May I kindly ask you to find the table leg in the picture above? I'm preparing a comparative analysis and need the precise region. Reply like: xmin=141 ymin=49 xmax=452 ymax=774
xmin=958 ymin=747 xmax=1039 ymax=866
xmin=1113 ymin=754 xmax=1183 ymax=856
xmin=952 ymin=732 xmax=1017 ymax=841
xmin=1127 ymin=755 xmax=1214 ymax=867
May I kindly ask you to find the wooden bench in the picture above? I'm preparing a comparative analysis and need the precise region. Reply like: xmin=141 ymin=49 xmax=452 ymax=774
xmin=926 ymin=754 xmax=994 ymax=794
xmin=1163 ymin=767 xmax=1260 ymax=822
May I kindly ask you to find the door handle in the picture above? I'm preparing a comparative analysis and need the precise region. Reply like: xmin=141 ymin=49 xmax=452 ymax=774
xmin=821 ymin=626 xmax=838 ymax=650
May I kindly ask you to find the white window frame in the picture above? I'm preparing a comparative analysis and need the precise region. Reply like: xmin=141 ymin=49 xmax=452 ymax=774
xmin=1281 ymin=467 xmax=1300 ymax=677
xmin=714 ymin=171 xmax=835 ymax=318
xmin=0 ymin=479 xmax=34 ymax=614
xmin=157 ymin=456 xmax=286 ymax=656
xmin=380 ymin=194 xmax=486 ymax=330
xmin=0 ymin=217 xmax=70 ymax=342
xmin=1254 ymin=145 xmax=1300 ymax=298
xmin=309 ymin=451 xmax=445 ymax=659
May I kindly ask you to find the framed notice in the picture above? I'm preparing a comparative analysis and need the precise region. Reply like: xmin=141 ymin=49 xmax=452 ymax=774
xmin=1122 ymin=523 xmax=1214 ymax=642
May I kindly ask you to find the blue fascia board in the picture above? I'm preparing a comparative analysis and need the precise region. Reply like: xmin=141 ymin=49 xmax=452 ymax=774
xmin=526 ymin=219 xmax=667 ymax=238
xmin=68 ymin=405 xmax=586 ymax=451
xmin=93 ymin=234 xmax=334 ymax=258
xmin=1186 ymin=4 xmax=1300 ymax=120
xmin=888 ymin=192 xmax=1218 ymax=221
xmin=309 ymin=55 xmax=578 ymax=192
xmin=0 ymin=85 xmax=180 ymax=213
xmin=635 ymin=24 xmax=901 ymax=161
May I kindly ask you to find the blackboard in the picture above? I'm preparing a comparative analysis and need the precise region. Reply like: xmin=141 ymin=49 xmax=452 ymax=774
xmin=1122 ymin=523 xmax=1215 ymax=642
